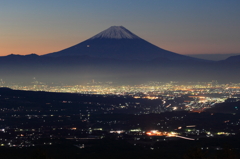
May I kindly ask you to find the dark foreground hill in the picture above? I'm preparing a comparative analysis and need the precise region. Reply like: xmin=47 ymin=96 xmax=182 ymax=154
xmin=0 ymin=88 xmax=240 ymax=159
xmin=0 ymin=136 xmax=240 ymax=159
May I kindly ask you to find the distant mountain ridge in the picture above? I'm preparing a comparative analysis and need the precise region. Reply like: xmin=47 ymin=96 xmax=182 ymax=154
xmin=224 ymin=54 xmax=240 ymax=62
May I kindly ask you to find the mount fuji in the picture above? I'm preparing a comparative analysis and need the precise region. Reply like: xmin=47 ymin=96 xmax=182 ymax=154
xmin=45 ymin=26 xmax=199 ymax=61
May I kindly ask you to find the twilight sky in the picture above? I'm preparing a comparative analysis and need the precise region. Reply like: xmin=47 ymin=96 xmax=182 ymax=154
xmin=1 ymin=0 xmax=240 ymax=56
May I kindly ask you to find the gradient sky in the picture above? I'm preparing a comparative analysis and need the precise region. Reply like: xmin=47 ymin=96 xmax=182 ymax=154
xmin=1 ymin=0 xmax=240 ymax=56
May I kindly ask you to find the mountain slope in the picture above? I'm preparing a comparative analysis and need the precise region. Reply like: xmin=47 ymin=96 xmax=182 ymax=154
xmin=45 ymin=26 xmax=200 ymax=61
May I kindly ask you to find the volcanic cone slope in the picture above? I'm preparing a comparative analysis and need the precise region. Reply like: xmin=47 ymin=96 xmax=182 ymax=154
xmin=45 ymin=26 xmax=197 ymax=61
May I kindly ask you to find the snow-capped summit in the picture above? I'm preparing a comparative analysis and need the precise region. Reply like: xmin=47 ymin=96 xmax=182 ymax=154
xmin=90 ymin=26 xmax=140 ymax=39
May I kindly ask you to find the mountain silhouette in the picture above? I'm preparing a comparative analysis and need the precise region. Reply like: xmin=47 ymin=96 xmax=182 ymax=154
xmin=224 ymin=54 xmax=240 ymax=62
xmin=1 ymin=26 xmax=240 ymax=84
xmin=45 ymin=26 xmax=200 ymax=61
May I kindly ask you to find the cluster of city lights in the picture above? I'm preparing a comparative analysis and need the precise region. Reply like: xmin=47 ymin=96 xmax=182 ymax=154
xmin=146 ymin=130 xmax=178 ymax=137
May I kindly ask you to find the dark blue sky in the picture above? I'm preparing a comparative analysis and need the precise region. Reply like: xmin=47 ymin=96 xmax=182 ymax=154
xmin=1 ymin=0 xmax=240 ymax=56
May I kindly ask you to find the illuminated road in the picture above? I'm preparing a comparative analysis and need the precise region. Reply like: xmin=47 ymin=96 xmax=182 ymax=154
xmin=174 ymin=135 xmax=195 ymax=140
